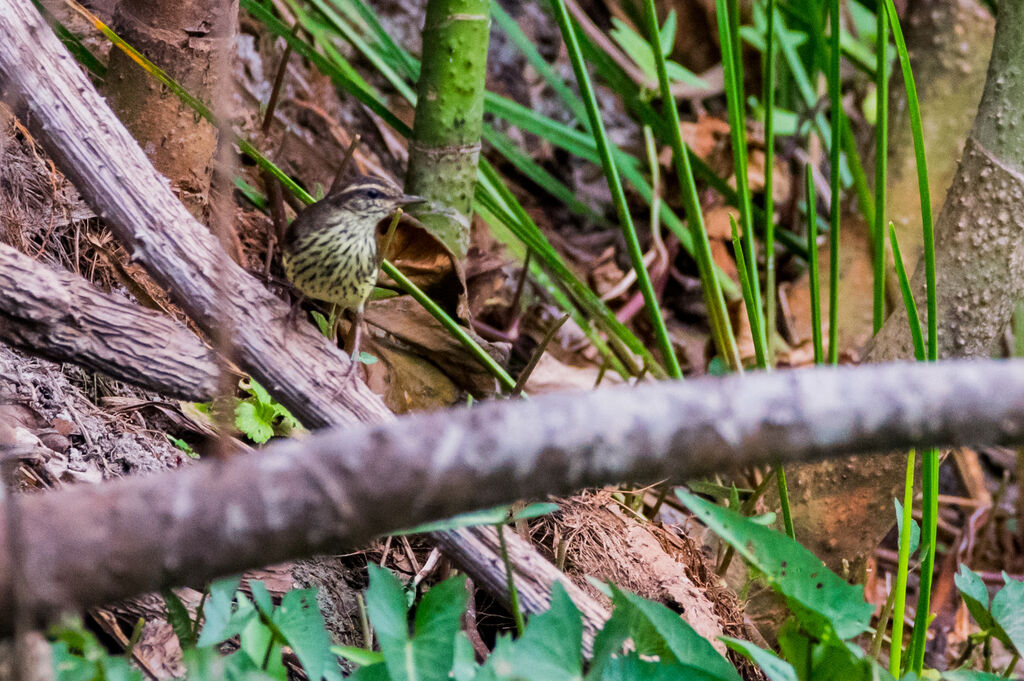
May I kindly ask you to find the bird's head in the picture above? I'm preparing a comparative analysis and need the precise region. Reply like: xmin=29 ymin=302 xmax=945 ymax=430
xmin=328 ymin=176 xmax=425 ymax=224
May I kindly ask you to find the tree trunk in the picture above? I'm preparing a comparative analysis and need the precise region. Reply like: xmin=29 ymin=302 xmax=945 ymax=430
xmin=786 ymin=0 xmax=1024 ymax=574
xmin=104 ymin=0 xmax=237 ymax=218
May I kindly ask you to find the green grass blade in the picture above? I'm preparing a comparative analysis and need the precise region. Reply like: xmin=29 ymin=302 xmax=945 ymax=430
xmin=882 ymin=0 xmax=934 ymax=361
xmin=873 ymin=5 xmax=889 ymax=333
xmin=883 ymin=0 xmax=937 ymax=669
xmin=807 ymin=163 xmax=824 ymax=365
xmin=490 ymin=0 xmax=589 ymax=128
xmin=763 ymin=0 xmax=778 ymax=364
xmin=482 ymin=127 xmax=608 ymax=226
xmin=550 ymin=0 xmax=682 ymax=378
xmin=242 ymin=0 xmax=411 ymax=136
xmin=477 ymin=159 xmax=658 ymax=377
xmin=642 ymin=0 xmax=740 ymax=371
xmin=730 ymin=215 xmax=755 ymax=336
xmin=383 ymin=262 xmax=517 ymax=392
xmin=889 ymin=225 xmax=925 ymax=362
xmin=301 ymin=0 xmax=416 ymax=102
xmin=716 ymin=0 xmax=766 ymax=364
xmin=890 ymin=447 xmax=917 ymax=676
xmin=827 ymin=0 xmax=842 ymax=365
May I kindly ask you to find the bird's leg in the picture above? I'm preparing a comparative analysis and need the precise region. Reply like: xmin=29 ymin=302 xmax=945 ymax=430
xmin=347 ymin=305 xmax=364 ymax=361
xmin=339 ymin=305 xmax=365 ymax=383
xmin=330 ymin=303 xmax=342 ymax=344
xmin=285 ymin=292 xmax=305 ymax=329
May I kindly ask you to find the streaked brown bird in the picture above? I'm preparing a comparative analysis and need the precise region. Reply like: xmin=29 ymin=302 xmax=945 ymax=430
xmin=282 ymin=175 xmax=424 ymax=362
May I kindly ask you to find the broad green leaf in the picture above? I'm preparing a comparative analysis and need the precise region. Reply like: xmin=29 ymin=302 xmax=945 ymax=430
xmin=601 ymin=585 xmax=741 ymax=681
xmin=721 ymin=638 xmax=797 ymax=681
xmin=942 ymin=671 xmax=1007 ymax=681
xmin=239 ymin=608 xmax=286 ymax=677
xmin=275 ymin=588 xmax=336 ymax=680
xmin=398 ymin=503 xmax=558 ymax=535
xmin=197 ymin=577 xmax=247 ymax=647
xmin=162 ymin=588 xmax=197 ymax=649
xmin=990 ymin=572 xmax=1024 ymax=655
xmin=895 ymin=499 xmax=921 ymax=555
xmin=332 ymin=646 xmax=384 ymax=667
xmin=678 ymin=491 xmax=872 ymax=640
xmin=351 ymin=662 xmax=392 ymax=681
xmin=364 ymin=564 xmax=410 ymax=649
xmin=235 ymin=401 xmax=274 ymax=444
xmin=248 ymin=581 xmax=272 ymax=615
xmin=507 ymin=583 xmax=583 ymax=681
xmin=452 ymin=632 xmax=480 ymax=681
xmin=599 ymin=655 xmax=694 ymax=681
xmin=366 ymin=565 xmax=468 ymax=681
xmin=242 ymin=377 xmax=273 ymax=406
xmin=954 ymin=565 xmax=996 ymax=632
xmin=182 ymin=644 xmax=276 ymax=680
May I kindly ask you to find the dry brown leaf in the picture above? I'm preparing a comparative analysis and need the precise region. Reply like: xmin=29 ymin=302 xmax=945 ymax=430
xmin=779 ymin=215 xmax=875 ymax=360
xmin=377 ymin=214 xmax=468 ymax=321
xmin=703 ymin=205 xmax=739 ymax=240
xmin=366 ymin=297 xmax=509 ymax=398
xmin=679 ymin=114 xmax=730 ymax=161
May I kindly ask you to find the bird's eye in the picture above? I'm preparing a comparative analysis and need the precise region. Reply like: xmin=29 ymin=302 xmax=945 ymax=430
xmin=364 ymin=189 xmax=384 ymax=200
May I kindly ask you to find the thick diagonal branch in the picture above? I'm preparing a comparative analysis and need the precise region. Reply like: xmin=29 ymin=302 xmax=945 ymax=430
xmin=0 ymin=0 xmax=383 ymax=430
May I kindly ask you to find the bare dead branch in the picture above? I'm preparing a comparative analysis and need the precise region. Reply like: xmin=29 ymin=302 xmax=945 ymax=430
xmin=0 ymin=359 xmax=1022 ymax=631
xmin=0 ymin=0 xmax=385 ymax=431
xmin=0 ymin=0 xmax=603 ymax=636
xmin=0 ymin=243 xmax=221 ymax=401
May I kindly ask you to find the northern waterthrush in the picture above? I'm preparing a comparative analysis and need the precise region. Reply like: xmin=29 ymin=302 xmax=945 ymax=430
xmin=282 ymin=175 xmax=424 ymax=359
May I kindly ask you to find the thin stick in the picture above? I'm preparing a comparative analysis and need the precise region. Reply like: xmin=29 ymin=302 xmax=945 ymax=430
xmin=511 ymin=314 xmax=570 ymax=397
xmin=261 ymin=22 xmax=300 ymax=133
xmin=329 ymin=133 xmax=362 ymax=194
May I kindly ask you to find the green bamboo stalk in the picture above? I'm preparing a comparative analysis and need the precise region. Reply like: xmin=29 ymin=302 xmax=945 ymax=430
xmin=641 ymin=0 xmax=741 ymax=372
xmin=405 ymin=0 xmax=490 ymax=258
xmin=549 ymin=0 xmax=683 ymax=379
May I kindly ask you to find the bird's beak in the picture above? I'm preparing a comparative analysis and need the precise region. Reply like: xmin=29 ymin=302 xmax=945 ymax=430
xmin=398 ymin=194 xmax=428 ymax=207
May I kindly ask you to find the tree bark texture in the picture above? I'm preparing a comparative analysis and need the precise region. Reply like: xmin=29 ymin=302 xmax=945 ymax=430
xmin=0 ymin=0 xmax=386 ymax=431
xmin=1 ymin=358 xmax=1024 ymax=631
xmin=104 ymin=0 xmax=237 ymax=217
xmin=883 ymin=0 xmax=994 ymax=270
xmin=788 ymin=0 xmax=1024 ymax=572
xmin=0 ymin=0 xmax=589 ymax=640
xmin=0 ymin=243 xmax=221 ymax=401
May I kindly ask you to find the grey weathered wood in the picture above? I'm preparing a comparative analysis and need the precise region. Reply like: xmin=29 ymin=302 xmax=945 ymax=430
xmin=0 ymin=243 xmax=221 ymax=401
xmin=0 ymin=0 xmax=597 ymax=641
xmin=1 ymin=357 xmax=1024 ymax=631
xmin=0 ymin=0 xmax=385 ymax=430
